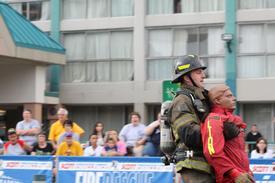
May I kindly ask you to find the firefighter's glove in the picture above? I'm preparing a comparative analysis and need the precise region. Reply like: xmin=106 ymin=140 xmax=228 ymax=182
xmin=223 ymin=121 xmax=240 ymax=141
xmin=234 ymin=173 xmax=254 ymax=183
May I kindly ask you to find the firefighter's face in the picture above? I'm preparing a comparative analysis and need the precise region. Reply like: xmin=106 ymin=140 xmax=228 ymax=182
xmin=185 ymin=69 xmax=206 ymax=88
xmin=218 ymin=89 xmax=236 ymax=110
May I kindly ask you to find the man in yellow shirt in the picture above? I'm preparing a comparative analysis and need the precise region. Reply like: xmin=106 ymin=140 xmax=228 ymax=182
xmin=48 ymin=108 xmax=84 ymax=149
xmin=56 ymin=132 xmax=83 ymax=156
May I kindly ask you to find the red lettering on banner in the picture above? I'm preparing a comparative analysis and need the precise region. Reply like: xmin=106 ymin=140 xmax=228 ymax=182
xmin=252 ymin=166 xmax=269 ymax=172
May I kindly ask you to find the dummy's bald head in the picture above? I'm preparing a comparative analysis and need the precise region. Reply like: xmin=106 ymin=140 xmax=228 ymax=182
xmin=208 ymin=84 xmax=230 ymax=104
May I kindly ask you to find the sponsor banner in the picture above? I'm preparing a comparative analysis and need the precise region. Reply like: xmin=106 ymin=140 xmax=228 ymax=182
xmin=0 ymin=156 xmax=53 ymax=183
xmin=57 ymin=157 xmax=174 ymax=183
xmin=250 ymin=159 xmax=275 ymax=182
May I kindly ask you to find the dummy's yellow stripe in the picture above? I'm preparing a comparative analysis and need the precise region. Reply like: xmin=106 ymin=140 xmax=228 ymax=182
xmin=207 ymin=120 xmax=215 ymax=156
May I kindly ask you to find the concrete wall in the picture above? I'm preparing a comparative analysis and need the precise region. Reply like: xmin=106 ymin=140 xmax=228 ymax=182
xmin=0 ymin=63 xmax=46 ymax=104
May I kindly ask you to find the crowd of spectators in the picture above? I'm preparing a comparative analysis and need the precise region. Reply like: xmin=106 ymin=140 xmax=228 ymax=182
xmin=0 ymin=108 xmax=162 ymax=157
xmin=0 ymin=108 xmax=273 ymax=159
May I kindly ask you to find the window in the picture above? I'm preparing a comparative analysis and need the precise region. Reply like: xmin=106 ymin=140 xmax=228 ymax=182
xmin=63 ymin=31 xmax=133 ymax=83
xmin=9 ymin=0 xmax=50 ymax=21
xmin=147 ymin=0 xmax=224 ymax=15
xmin=238 ymin=24 xmax=275 ymax=78
xmin=62 ymin=0 xmax=134 ymax=19
xmin=147 ymin=26 xmax=225 ymax=80
xmin=239 ymin=0 xmax=275 ymax=9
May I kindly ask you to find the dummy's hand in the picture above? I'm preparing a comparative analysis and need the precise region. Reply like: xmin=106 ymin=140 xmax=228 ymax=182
xmin=223 ymin=121 xmax=240 ymax=140
xmin=234 ymin=173 xmax=254 ymax=183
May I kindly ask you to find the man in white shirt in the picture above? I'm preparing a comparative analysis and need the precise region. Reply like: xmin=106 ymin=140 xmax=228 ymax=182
xmin=16 ymin=109 xmax=41 ymax=146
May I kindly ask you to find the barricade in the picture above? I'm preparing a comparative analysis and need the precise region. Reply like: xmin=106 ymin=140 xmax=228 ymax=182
xmin=56 ymin=156 xmax=174 ymax=183
xmin=0 ymin=156 xmax=274 ymax=183
xmin=0 ymin=155 xmax=53 ymax=183
xmin=250 ymin=159 xmax=275 ymax=182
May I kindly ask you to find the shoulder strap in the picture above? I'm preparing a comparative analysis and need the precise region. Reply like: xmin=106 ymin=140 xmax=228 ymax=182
xmin=176 ymin=89 xmax=207 ymax=122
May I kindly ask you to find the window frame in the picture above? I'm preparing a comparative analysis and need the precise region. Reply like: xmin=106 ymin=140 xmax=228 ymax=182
xmin=62 ymin=29 xmax=134 ymax=83
xmin=7 ymin=0 xmax=50 ymax=21
xmin=146 ymin=25 xmax=225 ymax=80
xmin=61 ymin=0 xmax=134 ymax=20
xmin=237 ymin=22 xmax=275 ymax=78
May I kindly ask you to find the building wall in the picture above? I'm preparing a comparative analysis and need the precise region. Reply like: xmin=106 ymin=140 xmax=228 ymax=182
xmin=0 ymin=63 xmax=46 ymax=104
xmin=6 ymin=0 xmax=275 ymax=141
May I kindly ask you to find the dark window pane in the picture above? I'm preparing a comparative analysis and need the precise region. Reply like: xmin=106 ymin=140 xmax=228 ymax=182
xmin=22 ymin=2 xmax=27 ymax=18
xmin=29 ymin=1 xmax=42 ymax=21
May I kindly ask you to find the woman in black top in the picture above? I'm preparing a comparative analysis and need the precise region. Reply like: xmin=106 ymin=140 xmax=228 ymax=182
xmin=31 ymin=132 xmax=54 ymax=155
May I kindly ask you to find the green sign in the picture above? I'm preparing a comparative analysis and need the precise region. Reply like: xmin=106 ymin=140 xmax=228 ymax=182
xmin=162 ymin=80 xmax=181 ymax=102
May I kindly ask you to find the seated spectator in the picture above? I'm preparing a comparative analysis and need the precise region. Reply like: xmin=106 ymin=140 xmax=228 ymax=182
xmin=102 ymin=138 xmax=118 ymax=156
xmin=48 ymin=108 xmax=84 ymax=149
xmin=105 ymin=130 xmax=126 ymax=156
xmin=83 ymin=134 xmax=104 ymax=156
xmin=119 ymin=112 xmax=146 ymax=156
xmin=56 ymin=132 xmax=83 ymax=156
xmin=4 ymin=128 xmax=32 ymax=155
xmin=57 ymin=120 xmax=80 ymax=145
xmin=31 ymin=132 xmax=54 ymax=155
xmin=92 ymin=121 xmax=105 ymax=146
xmin=251 ymin=137 xmax=273 ymax=159
xmin=246 ymin=124 xmax=263 ymax=153
xmin=143 ymin=113 xmax=161 ymax=156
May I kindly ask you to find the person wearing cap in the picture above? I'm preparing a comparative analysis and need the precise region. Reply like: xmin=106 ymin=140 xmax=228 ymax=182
xmin=201 ymin=84 xmax=254 ymax=183
xmin=4 ymin=128 xmax=32 ymax=155
xmin=48 ymin=108 xmax=84 ymax=149
xmin=169 ymin=54 xmax=215 ymax=182
xmin=56 ymin=132 xmax=83 ymax=156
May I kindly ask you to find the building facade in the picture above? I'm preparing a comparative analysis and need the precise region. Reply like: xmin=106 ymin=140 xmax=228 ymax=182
xmin=4 ymin=0 xmax=275 ymax=141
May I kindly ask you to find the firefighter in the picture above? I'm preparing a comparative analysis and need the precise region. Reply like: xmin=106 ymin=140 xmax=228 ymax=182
xmin=169 ymin=54 xmax=215 ymax=182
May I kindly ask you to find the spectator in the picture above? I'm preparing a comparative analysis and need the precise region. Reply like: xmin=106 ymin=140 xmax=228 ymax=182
xmin=92 ymin=121 xmax=105 ymax=146
xmin=119 ymin=112 xmax=146 ymax=156
xmin=0 ymin=138 xmax=3 ymax=155
xmin=56 ymin=132 xmax=83 ymax=156
xmin=142 ymin=113 xmax=161 ymax=156
xmin=57 ymin=120 xmax=80 ymax=145
xmin=105 ymin=130 xmax=126 ymax=156
xmin=31 ymin=132 xmax=54 ymax=155
xmin=83 ymin=134 xmax=104 ymax=156
xmin=102 ymin=138 xmax=118 ymax=156
xmin=4 ymin=128 xmax=32 ymax=155
xmin=250 ymin=137 xmax=273 ymax=159
xmin=16 ymin=109 xmax=41 ymax=147
xmin=246 ymin=124 xmax=263 ymax=153
xmin=48 ymin=108 xmax=84 ymax=149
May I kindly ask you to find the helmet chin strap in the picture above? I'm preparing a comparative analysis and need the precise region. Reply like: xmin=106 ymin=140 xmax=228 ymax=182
xmin=187 ymin=72 xmax=198 ymax=87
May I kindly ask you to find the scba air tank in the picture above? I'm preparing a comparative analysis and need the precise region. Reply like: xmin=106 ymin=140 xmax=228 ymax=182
xmin=160 ymin=101 xmax=176 ymax=155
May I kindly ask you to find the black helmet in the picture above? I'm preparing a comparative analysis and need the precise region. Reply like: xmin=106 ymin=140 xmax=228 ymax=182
xmin=172 ymin=54 xmax=206 ymax=83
